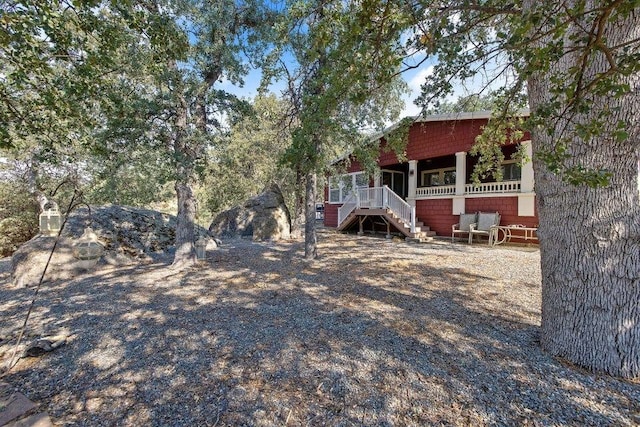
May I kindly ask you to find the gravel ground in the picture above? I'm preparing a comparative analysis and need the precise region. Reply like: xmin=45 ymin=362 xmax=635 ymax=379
xmin=0 ymin=229 xmax=638 ymax=426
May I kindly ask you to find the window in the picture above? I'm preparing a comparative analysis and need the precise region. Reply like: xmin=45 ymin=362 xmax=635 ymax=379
xmin=421 ymin=168 xmax=456 ymax=187
xmin=355 ymin=173 xmax=369 ymax=188
xmin=502 ymin=161 xmax=522 ymax=181
xmin=329 ymin=172 xmax=368 ymax=203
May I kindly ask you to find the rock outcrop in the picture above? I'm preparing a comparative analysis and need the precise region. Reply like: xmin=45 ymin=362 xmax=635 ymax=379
xmin=11 ymin=205 xmax=207 ymax=287
xmin=209 ymin=184 xmax=291 ymax=241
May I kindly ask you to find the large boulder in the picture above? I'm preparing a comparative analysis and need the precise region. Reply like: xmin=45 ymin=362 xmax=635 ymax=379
xmin=10 ymin=205 xmax=207 ymax=287
xmin=209 ymin=184 xmax=291 ymax=241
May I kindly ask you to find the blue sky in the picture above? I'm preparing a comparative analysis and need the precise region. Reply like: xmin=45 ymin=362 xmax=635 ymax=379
xmin=218 ymin=56 xmax=444 ymax=120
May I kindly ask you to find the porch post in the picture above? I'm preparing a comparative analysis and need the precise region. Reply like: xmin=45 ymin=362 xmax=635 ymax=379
xmin=455 ymin=152 xmax=466 ymax=195
xmin=520 ymin=140 xmax=534 ymax=193
xmin=453 ymin=151 xmax=466 ymax=215
xmin=518 ymin=140 xmax=536 ymax=216
xmin=408 ymin=160 xmax=418 ymax=200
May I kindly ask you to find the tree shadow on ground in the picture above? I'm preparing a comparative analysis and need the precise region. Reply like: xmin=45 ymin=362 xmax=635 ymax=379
xmin=0 ymin=234 xmax=638 ymax=426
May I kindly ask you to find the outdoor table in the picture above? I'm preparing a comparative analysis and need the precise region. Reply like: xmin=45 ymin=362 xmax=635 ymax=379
xmin=489 ymin=224 xmax=538 ymax=247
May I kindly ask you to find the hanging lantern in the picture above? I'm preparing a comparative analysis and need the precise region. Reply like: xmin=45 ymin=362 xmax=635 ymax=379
xmin=195 ymin=236 xmax=207 ymax=261
xmin=73 ymin=227 xmax=104 ymax=270
xmin=39 ymin=201 xmax=62 ymax=236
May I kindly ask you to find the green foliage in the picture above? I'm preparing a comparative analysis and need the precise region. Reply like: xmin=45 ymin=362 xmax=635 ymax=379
xmin=267 ymin=0 xmax=409 ymax=177
xmin=470 ymin=116 xmax=526 ymax=184
xmin=406 ymin=0 xmax=639 ymax=187
xmin=203 ymin=94 xmax=295 ymax=215
xmin=0 ymin=179 xmax=38 ymax=256
xmin=433 ymin=93 xmax=508 ymax=114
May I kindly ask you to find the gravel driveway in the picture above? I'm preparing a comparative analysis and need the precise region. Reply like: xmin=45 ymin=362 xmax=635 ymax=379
xmin=1 ymin=230 xmax=638 ymax=426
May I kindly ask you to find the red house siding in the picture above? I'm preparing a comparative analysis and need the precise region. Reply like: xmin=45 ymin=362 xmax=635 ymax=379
xmin=347 ymin=161 xmax=362 ymax=173
xmin=378 ymin=119 xmax=488 ymax=166
xmin=415 ymin=197 xmax=538 ymax=237
xmin=323 ymin=115 xmax=539 ymax=241
xmin=465 ymin=197 xmax=537 ymax=228
xmin=415 ymin=199 xmax=456 ymax=236
xmin=325 ymin=202 xmax=339 ymax=227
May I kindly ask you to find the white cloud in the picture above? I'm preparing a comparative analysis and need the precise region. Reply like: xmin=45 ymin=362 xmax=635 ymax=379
xmin=407 ymin=65 xmax=434 ymax=94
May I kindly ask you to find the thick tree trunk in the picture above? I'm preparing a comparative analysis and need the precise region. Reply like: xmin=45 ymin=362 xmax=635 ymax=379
xmin=171 ymin=85 xmax=197 ymax=269
xmin=526 ymin=1 xmax=640 ymax=377
xmin=304 ymin=171 xmax=317 ymax=259
xmin=172 ymin=180 xmax=197 ymax=268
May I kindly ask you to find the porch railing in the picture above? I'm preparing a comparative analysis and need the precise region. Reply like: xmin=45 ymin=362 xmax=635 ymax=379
xmin=414 ymin=180 xmax=522 ymax=199
xmin=337 ymin=192 xmax=357 ymax=226
xmin=416 ymin=185 xmax=456 ymax=197
xmin=338 ymin=186 xmax=414 ymax=229
xmin=383 ymin=186 xmax=412 ymax=227
xmin=465 ymin=180 xmax=521 ymax=194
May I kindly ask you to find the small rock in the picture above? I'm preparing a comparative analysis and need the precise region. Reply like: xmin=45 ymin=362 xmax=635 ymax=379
xmin=23 ymin=338 xmax=65 ymax=358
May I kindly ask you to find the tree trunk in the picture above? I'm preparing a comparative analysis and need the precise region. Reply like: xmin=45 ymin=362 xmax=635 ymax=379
xmin=526 ymin=1 xmax=640 ymax=378
xmin=171 ymin=85 xmax=197 ymax=269
xmin=172 ymin=180 xmax=197 ymax=268
xmin=304 ymin=170 xmax=317 ymax=259
xmin=290 ymin=166 xmax=306 ymax=238
xmin=25 ymin=155 xmax=49 ymax=211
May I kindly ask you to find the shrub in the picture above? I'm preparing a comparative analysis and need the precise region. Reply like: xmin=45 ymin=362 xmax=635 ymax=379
xmin=0 ymin=181 xmax=39 ymax=257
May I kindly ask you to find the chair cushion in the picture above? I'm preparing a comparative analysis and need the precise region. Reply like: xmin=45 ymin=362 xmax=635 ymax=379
xmin=477 ymin=212 xmax=500 ymax=231
xmin=458 ymin=213 xmax=477 ymax=232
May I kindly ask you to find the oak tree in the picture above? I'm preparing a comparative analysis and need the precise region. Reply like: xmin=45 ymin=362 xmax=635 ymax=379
xmin=407 ymin=0 xmax=640 ymax=378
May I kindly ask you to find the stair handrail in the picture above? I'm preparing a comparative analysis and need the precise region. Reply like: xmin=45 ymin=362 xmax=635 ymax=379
xmin=338 ymin=186 xmax=416 ymax=232
xmin=337 ymin=191 xmax=358 ymax=226
xmin=383 ymin=185 xmax=413 ymax=227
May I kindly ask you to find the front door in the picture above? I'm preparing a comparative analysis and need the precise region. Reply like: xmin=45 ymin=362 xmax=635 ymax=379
xmin=381 ymin=170 xmax=405 ymax=198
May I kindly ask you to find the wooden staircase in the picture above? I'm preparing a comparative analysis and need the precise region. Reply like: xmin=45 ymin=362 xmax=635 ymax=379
xmin=337 ymin=207 xmax=436 ymax=242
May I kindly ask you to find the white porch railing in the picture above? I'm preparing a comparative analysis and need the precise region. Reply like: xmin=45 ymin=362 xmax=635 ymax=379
xmin=414 ymin=180 xmax=522 ymax=199
xmin=416 ymin=185 xmax=455 ymax=197
xmin=465 ymin=180 xmax=521 ymax=194
xmin=337 ymin=192 xmax=357 ymax=226
xmin=338 ymin=186 xmax=414 ymax=229
xmin=357 ymin=187 xmax=384 ymax=208
xmin=383 ymin=186 xmax=412 ymax=227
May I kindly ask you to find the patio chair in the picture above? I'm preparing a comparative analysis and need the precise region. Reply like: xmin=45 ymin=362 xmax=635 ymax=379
xmin=469 ymin=212 xmax=501 ymax=244
xmin=452 ymin=213 xmax=477 ymax=243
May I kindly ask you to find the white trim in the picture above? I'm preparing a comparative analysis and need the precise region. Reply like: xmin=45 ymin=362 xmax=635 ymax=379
xmin=420 ymin=167 xmax=456 ymax=187
xmin=416 ymin=185 xmax=456 ymax=197
xmin=415 ymin=192 xmax=523 ymax=201
xmin=452 ymin=197 xmax=465 ymax=215
xmin=465 ymin=180 xmax=521 ymax=194
xmin=328 ymin=171 xmax=368 ymax=204
xmin=520 ymin=140 xmax=535 ymax=193
xmin=455 ymin=152 xmax=467 ymax=196
xmin=464 ymin=192 xmax=522 ymax=199
xmin=408 ymin=160 xmax=418 ymax=199
xmin=518 ymin=193 xmax=536 ymax=216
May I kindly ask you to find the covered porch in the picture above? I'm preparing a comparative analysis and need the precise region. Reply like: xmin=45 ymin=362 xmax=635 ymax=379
xmin=405 ymin=140 xmax=536 ymax=218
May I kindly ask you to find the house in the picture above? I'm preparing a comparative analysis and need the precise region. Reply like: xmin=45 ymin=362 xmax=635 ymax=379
xmin=323 ymin=111 xmax=538 ymax=242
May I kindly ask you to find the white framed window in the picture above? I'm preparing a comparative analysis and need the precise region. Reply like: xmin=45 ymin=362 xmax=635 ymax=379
xmin=329 ymin=172 xmax=368 ymax=203
xmin=501 ymin=160 xmax=522 ymax=181
xmin=421 ymin=167 xmax=456 ymax=187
